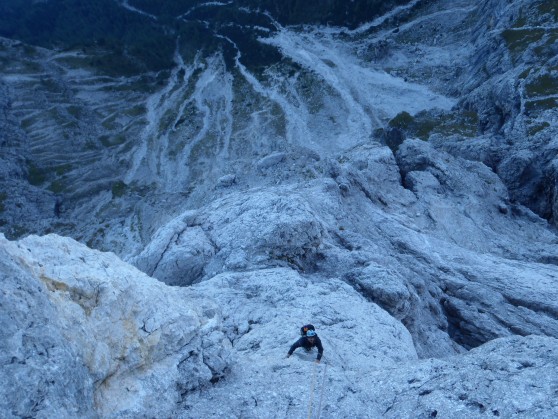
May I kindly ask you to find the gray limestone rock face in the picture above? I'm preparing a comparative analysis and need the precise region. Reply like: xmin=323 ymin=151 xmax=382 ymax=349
xmin=365 ymin=335 xmax=558 ymax=418
xmin=1 ymin=1 xmax=558 ymax=417
xmin=130 ymin=136 xmax=558 ymax=362
xmin=0 ymin=234 xmax=230 ymax=418
xmin=177 ymin=267 xmax=418 ymax=418
xmin=1 ymin=0 xmax=557 ymax=253
xmin=131 ymin=189 xmax=327 ymax=284
xmin=132 ymin=214 xmax=216 ymax=286
xmin=176 ymin=268 xmax=558 ymax=418
xmin=344 ymin=263 xmax=412 ymax=320
xmin=0 ymin=246 xmax=95 ymax=418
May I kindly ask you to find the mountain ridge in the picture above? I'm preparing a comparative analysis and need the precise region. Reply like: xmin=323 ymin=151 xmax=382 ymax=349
xmin=1 ymin=1 xmax=558 ymax=416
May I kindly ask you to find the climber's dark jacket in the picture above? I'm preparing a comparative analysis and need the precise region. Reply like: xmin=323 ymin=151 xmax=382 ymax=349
xmin=288 ymin=335 xmax=323 ymax=360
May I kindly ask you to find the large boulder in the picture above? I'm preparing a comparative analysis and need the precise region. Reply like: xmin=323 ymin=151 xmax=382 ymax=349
xmin=0 ymin=244 xmax=95 ymax=418
xmin=0 ymin=234 xmax=229 ymax=418
xmin=131 ymin=190 xmax=327 ymax=285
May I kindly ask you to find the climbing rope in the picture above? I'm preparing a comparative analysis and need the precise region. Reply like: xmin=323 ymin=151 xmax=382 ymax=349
xmin=307 ymin=359 xmax=328 ymax=419
xmin=316 ymin=360 xmax=328 ymax=419
xmin=307 ymin=361 xmax=318 ymax=419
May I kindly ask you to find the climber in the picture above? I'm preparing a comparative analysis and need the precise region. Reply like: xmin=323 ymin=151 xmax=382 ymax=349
xmin=287 ymin=329 xmax=323 ymax=363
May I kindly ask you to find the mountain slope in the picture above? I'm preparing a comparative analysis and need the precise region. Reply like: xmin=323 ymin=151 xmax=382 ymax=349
xmin=1 ymin=0 xmax=556 ymax=252
xmin=2 ymin=230 xmax=558 ymax=417
xmin=1 ymin=1 xmax=558 ymax=417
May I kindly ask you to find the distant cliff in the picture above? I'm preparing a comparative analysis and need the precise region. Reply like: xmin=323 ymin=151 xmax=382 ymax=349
xmin=1 ymin=1 xmax=558 ymax=417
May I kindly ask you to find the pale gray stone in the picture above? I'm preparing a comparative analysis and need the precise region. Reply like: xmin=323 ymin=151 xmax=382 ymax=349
xmin=0 ymin=234 xmax=229 ymax=418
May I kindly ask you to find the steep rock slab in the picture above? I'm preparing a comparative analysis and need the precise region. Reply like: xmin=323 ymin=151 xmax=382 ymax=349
xmin=309 ymin=140 xmax=558 ymax=357
xmin=131 ymin=139 xmax=558 ymax=360
xmin=177 ymin=267 xmax=417 ymax=418
xmin=0 ymin=234 xmax=229 ymax=418
xmin=366 ymin=335 xmax=558 ymax=418
xmin=0 ymin=244 xmax=95 ymax=418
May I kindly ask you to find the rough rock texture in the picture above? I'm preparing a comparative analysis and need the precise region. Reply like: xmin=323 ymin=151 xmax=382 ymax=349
xmin=364 ymin=335 xmax=558 ymax=418
xmin=1 ymin=0 xmax=555 ymax=254
xmin=452 ymin=0 xmax=558 ymax=223
xmin=176 ymin=269 xmax=558 ymax=418
xmin=132 ymin=190 xmax=326 ymax=285
xmin=133 ymin=140 xmax=558 ymax=360
xmin=3 ymin=230 xmax=558 ymax=418
xmin=177 ymin=267 xmax=418 ymax=418
xmin=0 ymin=234 xmax=229 ymax=418
xmin=1 ymin=0 xmax=558 ymax=417
xmin=0 ymin=245 xmax=95 ymax=418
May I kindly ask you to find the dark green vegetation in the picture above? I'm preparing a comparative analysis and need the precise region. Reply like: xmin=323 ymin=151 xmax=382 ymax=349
xmin=111 ymin=180 xmax=128 ymax=199
xmin=388 ymin=110 xmax=479 ymax=141
xmin=503 ymin=0 xmax=558 ymax=63
xmin=26 ymin=161 xmax=47 ymax=186
xmin=0 ymin=0 xmax=409 ymax=76
xmin=379 ymin=108 xmax=480 ymax=154
xmin=128 ymin=0 xmax=409 ymax=28
xmin=0 ymin=0 xmax=175 ymax=75
xmin=525 ymin=74 xmax=558 ymax=98
xmin=237 ymin=0 xmax=410 ymax=28
xmin=0 ymin=192 xmax=6 ymax=213
xmin=502 ymin=28 xmax=545 ymax=57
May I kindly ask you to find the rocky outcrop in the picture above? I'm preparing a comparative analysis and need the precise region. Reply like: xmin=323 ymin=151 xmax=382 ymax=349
xmin=452 ymin=0 xmax=558 ymax=223
xmin=128 ymin=139 xmax=558 ymax=361
xmin=2 ymin=0 xmax=556 ymax=250
xmin=0 ymin=234 xmax=229 ymax=418
xmin=0 ymin=243 xmax=95 ymax=418
xmin=131 ymin=190 xmax=327 ymax=285
xmin=3 ymin=227 xmax=558 ymax=417
xmin=178 ymin=268 xmax=558 ymax=418
xmin=362 ymin=335 xmax=558 ymax=418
